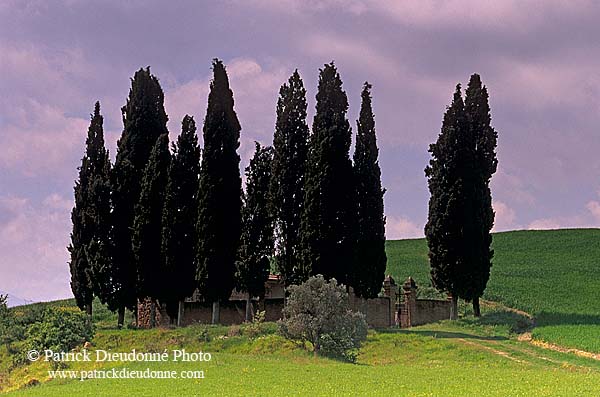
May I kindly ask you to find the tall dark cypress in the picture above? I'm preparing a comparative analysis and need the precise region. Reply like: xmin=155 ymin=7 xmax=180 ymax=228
xmin=463 ymin=74 xmax=498 ymax=317
xmin=112 ymin=67 xmax=169 ymax=327
xmin=300 ymin=62 xmax=356 ymax=286
xmin=425 ymin=85 xmax=467 ymax=319
xmin=85 ymin=104 xmax=113 ymax=313
xmin=195 ymin=59 xmax=242 ymax=324
xmin=161 ymin=115 xmax=201 ymax=322
xmin=352 ymin=82 xmax=387 ymax=298
xmin=68 ymin=102 xmax=111 ymax=317
xmin=270 ymin=70 xmax=309 ymax=286
xmin=237 ymin=143 xmax=275 ymax=321
xmin=132 ymin=133 xmax=171 ymax=327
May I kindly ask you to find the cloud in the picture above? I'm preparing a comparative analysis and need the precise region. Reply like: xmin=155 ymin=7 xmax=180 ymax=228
xmin=0 ymin=100 xmax=88 ymax=177
xmin=491 ymin=167 xmax=535 ymax=207
xmin=386 ymin=215 xmax=423 ymax=240
xmin=527 ymin=218 xmax=562 ymax=230
xmin=0 ymin=194 xmax=73 ymax=301
xmin=492 ymin=200 xmax=517 ymax=232
xmin=165 ymin=57 xmax=289 ymax=166
xmin=585 ymin=190 xmax=600 ymax=222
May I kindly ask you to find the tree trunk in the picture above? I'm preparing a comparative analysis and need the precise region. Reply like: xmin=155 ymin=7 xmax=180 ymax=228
xmin=212 ymin=301 xmax=220 ymax=324
xmin=450 ymin=296 xmax=458 ymax=320
xmin=313 ymin=339 xmax=320 ymax=357
xmin=85 ymin=302 xmax=92 ymax=318
xmin=473 ymin=297 xmax=481 ymax=317
xmin=150 ymin=300 xmax=156 ymax=328
xmin=117 ymin=306 xmax=125 ymax=329
xmin=245 ymin=296 xmax=253 ymax=322
xmin=177 ymin=301 xmax=184 ymax=327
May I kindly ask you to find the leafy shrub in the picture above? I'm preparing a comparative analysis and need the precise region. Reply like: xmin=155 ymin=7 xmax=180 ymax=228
xmin=228 ymin=325 xmax=241 ymax=337
xmin=278 ymin=275 xmax=367 ymax=362
xmin=197 ymin=328 xmax=211 ymax=343
xmin=241 ymin=310 xmax=272 ymax=339
xmin=17 ymin=307 xmax=94 ymax=365
xmin=0 ymin=295 xmax=24 ymax=352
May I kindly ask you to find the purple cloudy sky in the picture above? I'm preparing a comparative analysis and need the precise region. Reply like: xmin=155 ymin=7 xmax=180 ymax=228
xmin=1 ymin=0 xmax=600 ymax=302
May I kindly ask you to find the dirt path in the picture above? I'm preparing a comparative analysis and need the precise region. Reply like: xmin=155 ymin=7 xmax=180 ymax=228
xmin=456 ymin=336 xmax=598 ymax=371
xmin=481 ymin=300 xmax=600 ymax=362
xmin=530 ymin=339 xmax=600 ymax=361
xmin=457 ymin=338 xmax=528 ymax=364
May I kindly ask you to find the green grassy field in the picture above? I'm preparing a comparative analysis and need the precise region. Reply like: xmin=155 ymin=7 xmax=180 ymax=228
xmin=386 ymin=228 xmax=600 ymax=352
xmin=4 ymin=310 xmax=600 ymax=396
xmin=2 ymin=228 xmax=599 ymax=396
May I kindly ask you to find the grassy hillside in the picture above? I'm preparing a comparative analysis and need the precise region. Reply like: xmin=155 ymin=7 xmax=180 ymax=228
xmin=386 ymin=228 xmax=600 ymax=352
xmin=2 ymin=228 xmax=599 ymax=395
xmin=4 ymin=313 xmax=600 ymax=396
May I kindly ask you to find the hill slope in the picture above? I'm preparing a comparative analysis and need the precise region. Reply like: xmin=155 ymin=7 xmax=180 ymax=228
xmin=386 ymin=228 xmax=600 ymax=352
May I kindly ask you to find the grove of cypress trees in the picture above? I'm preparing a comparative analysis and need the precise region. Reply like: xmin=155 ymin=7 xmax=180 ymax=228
xmin=463 ymin=74 xmax=498 ymax=317
xmin=352 ymin=82 xmax=387 ymax=298
xmin=300 ymin=62 xmax=356 ymax=286
xmin=237 ymin=143 xmax=275 ymax=321
xmin=68 ymin=102 xmax=112 ymax=317
xmin=132 ymin=133 xmax=171 ymax=327
xmin=161 ymin=115 xmax=201 ymax=324
xmin=270 ymin=70 xmax=309 ymax=286
xmin=195 ymin=59 xmax=242 ymax=324
xmin=112 ymin=67 xmax=169 ymax=327
xmin=425 ymin=85 xmax=467 ymax=319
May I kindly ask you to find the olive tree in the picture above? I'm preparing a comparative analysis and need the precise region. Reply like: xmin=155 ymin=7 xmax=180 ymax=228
xmin=278 ymin=275 xmax=367 ymax=361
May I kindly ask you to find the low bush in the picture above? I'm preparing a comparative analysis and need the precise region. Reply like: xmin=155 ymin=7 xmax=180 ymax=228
xmin=16 ymin=307 xmax=94 ymax=366
xmin=278 ymin=275 xmax=367 ymax=362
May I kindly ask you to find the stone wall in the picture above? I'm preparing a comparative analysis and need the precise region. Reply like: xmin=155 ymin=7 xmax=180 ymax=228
xmin=137 ymin=275 xmax=457 ymax=329
xmin=412 ymin=299 xmax=452 ymax=326
xmin=137 ymin=298 xmax=170 ymax=328
xmin=349 ymin=296 xmax=393 ymax=328
xmin=180 ymin=301 xmax=247 ymax=326
xmin=347 ymin=277 xmax=398 ymax=328
xmin=397 ymin=277 xmax=452 ymax=328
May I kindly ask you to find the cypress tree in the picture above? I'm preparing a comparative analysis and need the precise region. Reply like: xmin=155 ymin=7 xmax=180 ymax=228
xmin=425 ymin=85 xmax=467 ymax=319
xmin=132 ymin=133 xmax=171 ymax=327
xmin=352 ymin=82 xmax=387 ymax=298
xmin=300 ymin=62 xmax=356 ymax=286
xmin=237 ymin=143 xmax=275 ymax=321
xmin=195 ymin=59 xmax=242 ymax=324
xmin=270 ymin=70 xmax=309 ymax=286
xmin=463 ymin=74 xmax=498 ymax=317
xmin=161 ymin=115 xmax=201 ymax=323
xmin=85 ymin=104 xmax=113 ymax=313
xmin=112 ymin=67 xmax=169 ymax=327
xmin=68 ymin=101 xmax=111 ymax=317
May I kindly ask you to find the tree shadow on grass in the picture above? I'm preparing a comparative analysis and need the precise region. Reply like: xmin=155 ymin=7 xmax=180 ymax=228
xmin=473 ymin=310 xmax=533 ymax=334
xmin=535 ymin=312 xmax=600 ymax=327
xmin=377 ymin=328 xmax=507 ymax=341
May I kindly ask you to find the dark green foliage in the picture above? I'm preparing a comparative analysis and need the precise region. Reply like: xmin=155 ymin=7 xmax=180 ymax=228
xmin=21 ymin=308 xmax=94 ymax=366
xmin=463 ymin=74 xmax=498 ymax=312
xmin=112 ymin=68 xmax=169 ymax=312
xmin=196 ymin=59 xmax=242 ymax=304
xmin=300 ymin=62 xmax=356 ymax=285
xmin=132 ymin=134 xmax=171 ymax=301
xmin=352 ymin=82 xmax=387 ymax=298
xmin=425 ymin=84 xmax=467 ymax=298
xmin=68 ymin=102 xmax=112 ymax=313
xmin=161 ymin=115 xmax=201 ymax=318
xmin=270 ymin=70 xmax=309 ymax=286
xmin=237 ymin=143 xmax=275 ymax=299
xmin=0 ymin=295 xmax=23 ymax=351
xmin=424 ymin=76 xmax=498 ymax=313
